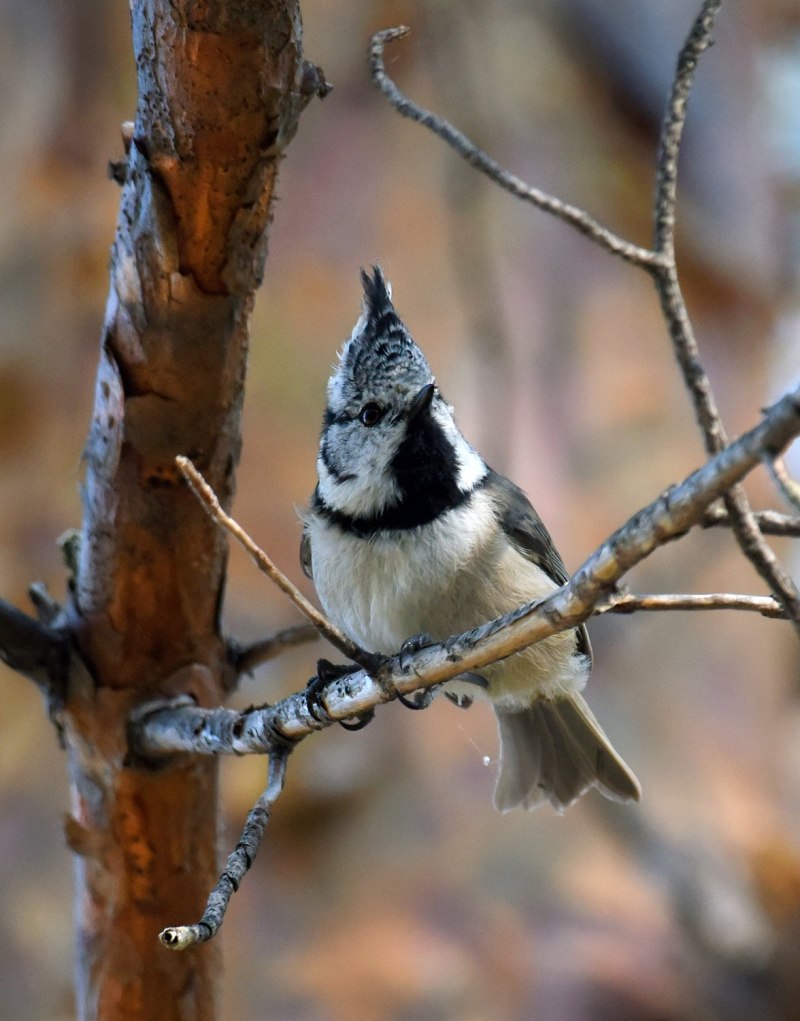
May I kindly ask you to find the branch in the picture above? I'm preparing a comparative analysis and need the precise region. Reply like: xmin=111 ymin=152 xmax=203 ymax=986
xmin=647 ymin=0 xmax=800 ymax=627
xmin=133 ymin=386 xmax=800 ymax=762
xmin=231 ymin=623 xmax=320 ymax=676
xmin=653 ymin=0 xmax=721 ymax=258
xmin=0 ymin=597 xmax=69 ymax=699
xmin=159 ymin=749 xmax=289 ymax=950
xmin=368 ymin=28 xmax=663 ymax=271
xmin=606 ymin=592 xmax=785 ymax=619
xmin=764 ymin=454 xmax=800 ymax=513
xmin=369 ymin=6 xmax=800 ymax=631
xmin=129 ymin=390 xmax=800 ymax=947
xmin=176 ymin=456 xmax=376 ymax=671
xmin=702 ymin=506 xmax=800 ymax=537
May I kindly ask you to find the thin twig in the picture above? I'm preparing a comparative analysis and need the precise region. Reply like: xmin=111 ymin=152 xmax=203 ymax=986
xmin=159 ymin=749 xmax=289 ymax=950
xmin=370 ymin=9 xmax=800 ymax=631
xmin=764 ymin=454 xmax=800 ymax=513
xmin=646 ymin=0 xmax=800 ymax=628
xmin=606 ymin=592 xmax=785 ymax=619
xmin=702 ymin=505 xmax=800 ymax=537
xmin=369 ymin=27 xmax=664 ymax=271
xmin=176 ymin=456 xmax=373 ymax=669
xmin=135 ymin=388 xmax=800 ymax=760
xmin=653 ymin=0 xmax=721 ymax=258
xmin=231 ymin=623 xmax=320 ymax=676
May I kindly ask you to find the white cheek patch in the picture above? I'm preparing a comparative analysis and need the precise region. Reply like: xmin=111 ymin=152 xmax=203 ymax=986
xmin=317 ymin=446 xmax=402 ymax=519
xmin=432 ymin=402 xmax=487 ymax=492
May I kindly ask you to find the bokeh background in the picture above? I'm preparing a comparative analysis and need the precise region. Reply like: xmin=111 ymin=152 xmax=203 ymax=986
xmin=2 ymin=1 xmax=800 ymax=1018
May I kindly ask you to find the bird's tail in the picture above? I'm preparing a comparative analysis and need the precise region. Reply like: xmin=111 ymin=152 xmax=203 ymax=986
xmin=493 ymin=694 xmax=641 ymax=813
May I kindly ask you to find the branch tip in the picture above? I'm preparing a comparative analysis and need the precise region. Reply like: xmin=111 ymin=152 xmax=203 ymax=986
xmin=159 ymin=925 xmax=210 ymax=951
xmin=368 ymin=25 xmax=658 ymax=268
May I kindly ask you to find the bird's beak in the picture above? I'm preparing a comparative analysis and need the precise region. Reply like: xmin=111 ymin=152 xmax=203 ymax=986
xmin=407 ymin=382 xmax=436 ymax=425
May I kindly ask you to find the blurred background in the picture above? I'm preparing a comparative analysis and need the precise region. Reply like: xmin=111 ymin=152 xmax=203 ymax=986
xmin=2 ymin=0 xmax=800 ymax=1018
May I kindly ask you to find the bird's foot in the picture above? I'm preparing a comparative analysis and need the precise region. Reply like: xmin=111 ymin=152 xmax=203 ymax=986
xmin=305 ymin=659 xmax=375 ymax=731
xmin=397 ymin=684 xmax=442 ymax=710
xmin=395 ymin=634 xmax=440 ymax=709
xmin=399 ymin=632 xmax=435 ymax=668
xmin=443 ymin=672 xmax=488 ymax=710
xmin=444 ymin=692 xmax=473 ymax=710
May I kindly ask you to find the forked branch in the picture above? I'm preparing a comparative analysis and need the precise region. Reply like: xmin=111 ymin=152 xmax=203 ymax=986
xmin=134 ymin=1 xmax=800 ymax=950
xmin=369 ymin=2 xmax=800 ymax=632
xmin=136 ymin=387 xmax=800 ymax=765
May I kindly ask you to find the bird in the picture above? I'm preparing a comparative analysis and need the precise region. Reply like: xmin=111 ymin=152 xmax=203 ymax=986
xmin=300 ymin=266 xmax=640 ymax=812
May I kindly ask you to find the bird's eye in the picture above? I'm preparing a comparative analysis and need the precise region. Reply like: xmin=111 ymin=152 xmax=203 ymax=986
xmin=358 ymin=402 xmax=383 ymax=427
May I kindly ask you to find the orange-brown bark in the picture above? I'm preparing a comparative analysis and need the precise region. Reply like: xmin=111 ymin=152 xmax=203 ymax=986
xmin=64 ymin=2 xmax=316 ymax=1017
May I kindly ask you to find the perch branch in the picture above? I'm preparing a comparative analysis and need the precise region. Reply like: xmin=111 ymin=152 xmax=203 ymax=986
xmin=133 ymin=390 xmax=800 ymax=947
xmin=159 ymin=749 xmax=289 ymax=950
xmin=176 ymin=456 xmax=374 ymax=670
xmin=134 ymin=387 xmax=800 ymax=764
xmin=369 ymin=28 xmax=663 ymax=271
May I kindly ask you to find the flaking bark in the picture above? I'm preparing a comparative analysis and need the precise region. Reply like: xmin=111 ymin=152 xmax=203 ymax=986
xmin=62 ymin=2 xmax=319 ymax=1017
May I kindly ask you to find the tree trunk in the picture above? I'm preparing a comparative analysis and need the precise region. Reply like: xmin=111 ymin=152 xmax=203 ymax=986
xmin=62 ymin=2 xmax=313 ymax=1016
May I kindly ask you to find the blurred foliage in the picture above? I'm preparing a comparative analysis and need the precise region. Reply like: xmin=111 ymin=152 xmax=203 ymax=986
xmin=2 ymin=1 xmax=800 ymax=1019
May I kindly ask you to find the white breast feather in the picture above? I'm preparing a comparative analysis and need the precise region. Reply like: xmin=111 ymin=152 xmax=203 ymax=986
xmin=306 ymin=488 xmax=588 ymax=708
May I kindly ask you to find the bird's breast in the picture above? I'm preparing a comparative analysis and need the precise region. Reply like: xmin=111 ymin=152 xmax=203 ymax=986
xmin=305 ymin=492 xmax=498 ymax=654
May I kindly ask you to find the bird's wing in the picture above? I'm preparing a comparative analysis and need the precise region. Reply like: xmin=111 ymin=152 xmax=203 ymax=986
xmin=486 ymin=468 xmax=592 ymax=666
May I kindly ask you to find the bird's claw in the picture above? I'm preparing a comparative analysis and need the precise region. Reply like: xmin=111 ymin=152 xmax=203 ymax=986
xmin=337 ymin=709 xmax=375 ymax=730
xmin=444 ymin=692 xmax=474 ymax=710
xmin=397 ymin=684 xmax=442 ymax=710
xmin=305 ymin=659 xmax=374 ymax=730
xmin=399 ymin=632 xmax=435 ymax=670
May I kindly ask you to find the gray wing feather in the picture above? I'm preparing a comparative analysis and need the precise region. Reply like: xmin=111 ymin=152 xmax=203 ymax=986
xmin=486 ymin=468 xmax=592 ymax=665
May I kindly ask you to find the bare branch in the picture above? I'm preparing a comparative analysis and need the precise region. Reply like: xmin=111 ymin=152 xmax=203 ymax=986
xmin=368 ymin=27 xmax=663 ymax=271
xmin=160 ymin=749 xmax=289 ymax=950
xmin=702 ymin=505 xmax=800 ymax=537
xmin=764 ymin=454 xmax=800 ymax=513
xmin=370 ymin=7 xmax=800 ymax=630
xmin=134 ymin=387 xmax=800 ymax=760
xmin=645 ymin=0 xmax=800 ymax=627
xmin=176 ymin=456 xmax=375 ymax=670
xmin=231 ymin=623 xmax=320 ymax=676
xmin=0 ymin=597 xmax=69 ymax=698
xmin=606 ymin=592 xmax=785 ymax=619
xmin=653 ymin=0 xmax=721 ymax=257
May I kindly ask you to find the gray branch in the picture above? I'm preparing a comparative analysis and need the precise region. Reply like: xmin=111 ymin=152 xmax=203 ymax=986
xmin=648 ymin=0 xmax=800 ymax=625
xmin=368 ymin=28 xmax=663 ymax=271
xmin=606 ymin=592 xmax=785 ymax=619
xmin=132 ymin=387 xmax=800 ymax=762
xmin=702 ymin=506 xmax=800 ymax=537
xmin=370 ymin=1 xmax=800 ymax=631
xmin=0 ymin=597 xmax=70 ymax=700
xmin=764 ymin=454 xmax=800 ymax=514
xmin=159 ymin=749 xmax=289 ymax=950
xmin=231 ymin=623 xmax=320 ymax=676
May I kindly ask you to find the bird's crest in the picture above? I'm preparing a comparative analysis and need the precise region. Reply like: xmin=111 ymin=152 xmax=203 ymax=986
xmin=329 ymin=266 xmax=432 ymax=410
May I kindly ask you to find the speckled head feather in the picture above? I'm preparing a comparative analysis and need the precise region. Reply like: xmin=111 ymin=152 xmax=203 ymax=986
xmin=328 ymin=267 xmax=433 ymax=412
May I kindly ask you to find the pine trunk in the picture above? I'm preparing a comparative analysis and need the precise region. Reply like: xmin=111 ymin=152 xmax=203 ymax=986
xmin=63 ymin=2 xmax=311 ymax=1016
